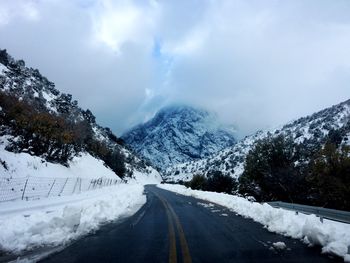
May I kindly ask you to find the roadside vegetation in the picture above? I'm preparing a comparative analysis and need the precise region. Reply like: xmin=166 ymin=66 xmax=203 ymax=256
xmin=0 ymin=91 xmax=126 ymax=177
xmin=239 ymin=134 xmax=350 ymax=211
xmin=183 ymin=133 xmax=350 ymax=211
xmin=184 ymin=171 xmax=237 ymax=194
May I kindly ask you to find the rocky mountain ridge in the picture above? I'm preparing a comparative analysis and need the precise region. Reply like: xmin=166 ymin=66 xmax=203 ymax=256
xmin=0 ymin=49 xmax=160 ymax=181
xmin=122 ymin=105 xmax=237 ymax=169
xmin=164 ymin=99 xmax=350 ymax=182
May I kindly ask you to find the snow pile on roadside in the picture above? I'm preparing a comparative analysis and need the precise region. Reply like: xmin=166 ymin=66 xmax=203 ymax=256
xmin=158 ymin=184 xmax=350 ymax=260
xmin=0 ymin=183 xmax=145 ymax=253
xmin=0 ymin=136 xmax=119 ymax=179
xmin=128 ymin=170 xmax=162 ymax=184
xmin=272 ymin=242 xmax=287 ymax=250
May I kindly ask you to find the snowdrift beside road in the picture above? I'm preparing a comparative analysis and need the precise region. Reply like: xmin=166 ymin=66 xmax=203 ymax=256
xmin=0 ymin=183 xmax=146 ymax=253
xmin=158 ymin=184 xmax=350 ymax=261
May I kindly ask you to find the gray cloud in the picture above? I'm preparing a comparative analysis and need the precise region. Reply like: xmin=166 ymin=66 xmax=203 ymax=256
xmin=1 ymin=0 xmax=350 ymax=136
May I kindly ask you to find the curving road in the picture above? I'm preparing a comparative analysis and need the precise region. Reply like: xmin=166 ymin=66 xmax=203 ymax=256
xmin=41 ymin=185 xmax=341 ymax=263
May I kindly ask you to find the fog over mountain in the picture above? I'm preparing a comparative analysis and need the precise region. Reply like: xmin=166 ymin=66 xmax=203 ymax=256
xmin=122 ymin=105 xmax=237 ymax=168
xmin=1 ymin=1 xmax=350 ymax=136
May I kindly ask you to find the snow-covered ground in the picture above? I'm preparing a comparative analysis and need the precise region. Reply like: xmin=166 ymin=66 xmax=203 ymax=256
xmin=128 ymin=170 xmax=163 ymax=184
xmin=0 ymin=136 xmax=160 ymax=255
xmin=158 ymin=184 xmax=350 ymax=261
xmin=0 ymin=183 xmax=146 ymax=254
xmin=0 ymin=136 xmax=119 ymax=179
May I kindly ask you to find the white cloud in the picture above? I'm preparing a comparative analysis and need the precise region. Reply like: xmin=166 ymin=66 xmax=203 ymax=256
xmin=149 ymin=0 xmax=350 ymax=134
xmin=91 ymin=0 xmax=158 ymax=53
xmin=1 ymin=0 xmax=350 ymax=135
xmin=161 ymin=28 xmax=208 ymax=56
xmin=0 ymin=0 xmax=40 ymax=26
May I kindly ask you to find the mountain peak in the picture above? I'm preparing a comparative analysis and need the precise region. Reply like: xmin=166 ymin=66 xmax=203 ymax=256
xmin=122 ymin=105 xmax=237 ymax=169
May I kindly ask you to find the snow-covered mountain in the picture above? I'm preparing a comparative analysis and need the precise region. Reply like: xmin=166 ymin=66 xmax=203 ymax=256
xmin=0 ymin=49 xmax=161 ymax=182
xmin=122 ymin=105 xmax=237 ymax=169
xmin=164 ymin=99 xmax=350 ymax=182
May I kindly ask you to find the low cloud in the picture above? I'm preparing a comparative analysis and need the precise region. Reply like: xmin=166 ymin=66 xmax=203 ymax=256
xmin=1 ymin=0 xmax=350 ymax=135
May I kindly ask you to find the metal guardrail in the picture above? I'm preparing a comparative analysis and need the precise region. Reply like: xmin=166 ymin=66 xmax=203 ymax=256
xmin=268 ymin=201 xmax=350 ymax=224
xmin=0 ymin=176 xmax=122 ymax=203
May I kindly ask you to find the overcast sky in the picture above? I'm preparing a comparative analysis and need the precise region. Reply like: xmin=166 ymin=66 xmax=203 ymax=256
xmin=1 ymin=0 xmax=350 ymax=136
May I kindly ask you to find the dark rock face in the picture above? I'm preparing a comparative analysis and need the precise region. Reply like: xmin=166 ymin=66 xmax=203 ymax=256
xmin=122 ymin=105 xmax=237 ymax=169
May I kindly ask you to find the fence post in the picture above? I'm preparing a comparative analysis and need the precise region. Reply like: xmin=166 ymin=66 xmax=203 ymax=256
xmin=59 ymin=178 xmax=69 ymax=196
xmin=47 ymin=179 xmax=56 ymax=197
xmin=21 ymin=178 xmax=29 ymax=201
xmin=72 ymin=178 xmax=79 ymax=194
xmin=87 ymin=180 xmax=93 ymax=191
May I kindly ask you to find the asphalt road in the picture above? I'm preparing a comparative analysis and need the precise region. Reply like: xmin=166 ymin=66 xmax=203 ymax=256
xmin=41 ymin=185 xmax=341 ymax=263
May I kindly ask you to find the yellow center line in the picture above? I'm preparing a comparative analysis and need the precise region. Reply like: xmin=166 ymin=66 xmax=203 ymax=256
xmin=167 ymin=204 xmax=192 ymax=263
xmin=165 ymin=201 xmax=178 ymax=263
xmin=155 ymin=192 xmax=192 ymax=263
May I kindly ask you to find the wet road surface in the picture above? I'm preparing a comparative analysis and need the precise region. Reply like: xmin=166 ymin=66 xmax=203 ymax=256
xmin=41 ymin=185 xmax=341 ymax=263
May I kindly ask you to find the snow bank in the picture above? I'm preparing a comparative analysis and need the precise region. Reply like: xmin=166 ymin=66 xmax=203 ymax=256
xmin=0 ymin=183 xmax=145 ymax=253
xmin=158 ymin=184 xmax=350 ymax=260
xmin=272 ymin=241 xmax=287 ymax=250
xmin=128 ymin=170 xmax=162 ymax=184
xmin=0 ymin=137 xmax=118 ymax=179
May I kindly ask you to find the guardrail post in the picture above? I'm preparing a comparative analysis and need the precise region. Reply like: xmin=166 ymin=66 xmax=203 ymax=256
xmin=268 ymin=201 xmax=350 ymax=224
xmin=21 ymin=178 xmax=29 ymax=201
xmin=47 ymin=179 xmax=56 ymax=197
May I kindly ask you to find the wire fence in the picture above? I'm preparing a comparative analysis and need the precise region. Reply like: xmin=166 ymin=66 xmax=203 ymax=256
xmin=0 ymin=176 xmax=122 ymax=203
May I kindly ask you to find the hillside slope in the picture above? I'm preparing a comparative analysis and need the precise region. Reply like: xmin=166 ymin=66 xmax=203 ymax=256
xmin=0 ymin=49 xmax=161 ymax=182
xmin=164 ymin=99 xmax=350 ymax=182
xmin=122 ymin=105 xmax=236 ymax=169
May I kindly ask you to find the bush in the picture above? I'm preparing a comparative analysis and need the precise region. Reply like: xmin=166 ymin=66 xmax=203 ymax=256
xmin=0 ymin=91 xmax=127 ymax=177
xmin=307 ymin=143 xmax=350 ymax=210
xmin=185 ymin=171 xmax=237 ymax=194
xmin=238 ymin=132 xmax=350 ymax=211
xmin=206 ymin=171 xmax=237 ymax=194
xmin=86 ymin=140 xmax=126 ymax=178
xmin=186 ymin=174 xmax=207 ymax=190
xmin=0 ymin=92 xmax=91 ymax=164
xmin=239 ymin=135 xmax=307 ymax=202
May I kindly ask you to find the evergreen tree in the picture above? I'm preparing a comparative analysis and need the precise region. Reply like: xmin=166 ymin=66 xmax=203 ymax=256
xmin=239 ymin=135 xmax=306 ymax=202
xmin=307 ymin=143 xmax=350 ymax=210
